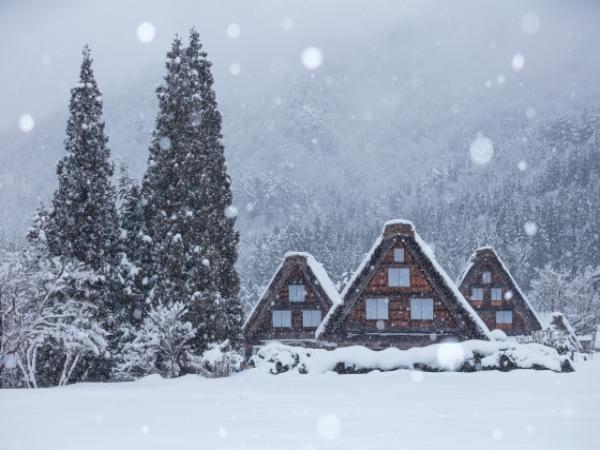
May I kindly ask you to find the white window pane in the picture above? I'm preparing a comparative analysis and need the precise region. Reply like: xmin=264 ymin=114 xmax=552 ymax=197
xmin=281 ymin=310 xmax=291 ymax=327
xmin=491 ymin=288 xmax=502 ymax=301
xmin=303 ymin=310 xmax=321 ymax=327
xmin=272 ymin=311 xmax=281 ymax=327
xmin=289 ymin=284 xmax=305 ymax=302
xmin=366 ymin=298 xmax=377 ymax=320
xmin=471 ymin=288 xmax=483 ymax=301
xmin=394 ymin=248 xmax=405 ymax=262
xmin=496 ymin=310 xmax=513 ymax=324
xmin=378 ymin=298 xmax=389 ymax=319
xmin=388 ymin=268 xmax=410 ymax=287
xmin=422 ymin=299 xmax=434 ymax=320
xmin=482 ymin=271 xmax=491 ymax=283
xmin=410 ymin=298 xmax=421 ymax=320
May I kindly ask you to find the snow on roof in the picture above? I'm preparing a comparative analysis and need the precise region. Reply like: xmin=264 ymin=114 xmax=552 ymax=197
xmin=243 ymin=252 xmax=340 ymax=330
xmin=317 ymin=221 xmax=492 ymax=340
xmin=456 ymin=246 xmax=543 ymax=329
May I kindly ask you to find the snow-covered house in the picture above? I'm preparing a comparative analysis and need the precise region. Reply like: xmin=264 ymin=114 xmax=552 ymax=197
xmin=243 ymin=252 xmax=341 ymax=356
xmin=457 ymin=246 xmax=543 ymax=335
xmin=316 ymin=220 xmax=491 ymax=350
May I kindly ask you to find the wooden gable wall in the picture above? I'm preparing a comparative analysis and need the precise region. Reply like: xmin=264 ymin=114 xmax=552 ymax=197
xmin=458 ymin=249 xmax=542 ymax=335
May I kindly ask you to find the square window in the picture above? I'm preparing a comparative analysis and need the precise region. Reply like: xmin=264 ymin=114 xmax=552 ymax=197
xmin=366 ymin=298 xmax=389 ymax=320
xmin=272 ymin=310 xmax=292 ymax=328
xmin=388 ymin=267 xmax=410 ymax=287
xmin=393 ymin=248 xmax=405 ymax=262
xmin=302 ymin=310 xmax=321 ymax=327
xmin=491 ymin=288 xmax=503 ymax=301
xmin=471 ymin=288 xmax=483 ymax=301
xmin=482 ymin=271 xmax=491 ymax=283
xmin=410 ymin=298 xmax=434 ymax=320
xmin=289 ymin=284 xmax=305 ymax=302
xmin=496 ymin=310 xmax=513 ymax=324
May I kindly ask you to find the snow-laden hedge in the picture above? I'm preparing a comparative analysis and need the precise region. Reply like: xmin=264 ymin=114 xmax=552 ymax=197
xmin=250 ymin=341 xmax=574 ymax=374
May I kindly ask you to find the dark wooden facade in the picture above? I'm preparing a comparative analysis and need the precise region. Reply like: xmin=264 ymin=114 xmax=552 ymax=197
xmin=317 ymin=220 xmax=491 ymax=350
xmin=243 ymin=252 xmax=339 ymax=356
xmin=457 ymin=247 xmax=543 ymax=336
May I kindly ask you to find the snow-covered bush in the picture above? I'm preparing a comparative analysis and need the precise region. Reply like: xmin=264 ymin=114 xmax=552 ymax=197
xmin=250 ymin=341 xmax=574 ymax=375
xmin=113 ymin=301 xmax=195 ymax=380
xmin=517 ymin=312 xmax=581 ymax=356
xmin=188 ymin=340 xmax=244 ymax=378
xmin=0 ymin=251 xmax=107 ymax=388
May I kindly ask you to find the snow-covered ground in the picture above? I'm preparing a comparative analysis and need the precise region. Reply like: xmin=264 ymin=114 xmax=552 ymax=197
xmin=2 ymin=358 xmax=600 ymax=450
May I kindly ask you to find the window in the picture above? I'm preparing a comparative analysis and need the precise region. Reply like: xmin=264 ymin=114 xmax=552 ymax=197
xmin=289 ymin=284 xmax=305 ymax=302
xmin=302 ymin=310 xmax=321 ymax=327
xmin=471 ymin=288 xmax=483 ymax=301
xmin=366 ymin=298 xmax=389 ymax=320
xmin=388 ymin=268 xmax=410 ymax=287
xmin=410 ymin=298 xmax=434 ymax=320
xmin=491 ymin=288 xmax=503 ymax=301
xmin=393 ymin=248 xmax=405 ymax=262
xmin=482 ymin=271 xmax=491 ymax=283
xmin=496 ymin=310 xmax=513 ymax=324
xmin=272 ymin=310 xmax=292 ymax=327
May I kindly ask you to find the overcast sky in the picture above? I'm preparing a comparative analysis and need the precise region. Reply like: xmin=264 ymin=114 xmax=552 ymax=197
xmin=1 ymin=0 xmax=599 ymax=132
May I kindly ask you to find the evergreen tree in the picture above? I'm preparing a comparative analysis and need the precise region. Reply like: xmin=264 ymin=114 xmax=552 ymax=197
xmin=142 ymin=31 xmax=243 ymax=352
xmin=47 ymin=45 xmax=119 ymax=271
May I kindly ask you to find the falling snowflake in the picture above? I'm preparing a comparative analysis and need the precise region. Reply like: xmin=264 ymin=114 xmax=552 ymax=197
xmin=518 ymin=160 xmax=527 ymax=171
xmin=317 ymin=414 xmax=341 ymax=440
xmin=376 ymin=320 xmax=385 ymax=330
xmin=141 ymin=425 xmax=150 ymax=435
xmin=218 ymin=427 xmax=228 ymax=438
xmin=137 ymin=22 xmax=155 ymax=43
xmin=229 ymin=63 xmax=241 ymax=75
xmin=469 ymin=134 xmax=494 ymax=165
xmin=226 ymin=23 xmax=241 ymax=39
xmin=497 ymin=74 xmax=506 ymax=84
xmin=512 ymin=53 xmax=525 ymax=71
xmin=19 ymin=114 xmax=35 ymax=132
xmin=202 ymin=258 xmax=210 ymax=267
xmin=524 ymin=221 xmax=538 ymax=236
xmin=245 ymin=202 xmax=255 ymax=212
xmin=521 ymin=13 xmax=541 ymax=35
xmin=492 ymin=428 xmax=504 ymax=440
xmin=281 ymin=17 xmax=294 ymax=31
xmin=301 ymin=47 xmax=323 ymax=70
xmin=504 ymin=290 xmax=514 ymax=300
xmin=224 ymin=205 xmax=238 ymax=218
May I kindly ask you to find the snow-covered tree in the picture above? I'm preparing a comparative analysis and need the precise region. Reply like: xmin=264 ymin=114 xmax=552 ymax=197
xmin=46 ymin=45 xmax=119 ymax=271
xmin=113 ymin=301 xmax=194 ymax=379
xmin=141 ymin=30 xmax=243 ymax=352
xmin=0 ymin=250 xmax=107 ymax=388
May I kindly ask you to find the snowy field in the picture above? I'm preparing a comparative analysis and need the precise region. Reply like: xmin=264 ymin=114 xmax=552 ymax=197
xmin=2 ymin=358 xmax=600 ymax=450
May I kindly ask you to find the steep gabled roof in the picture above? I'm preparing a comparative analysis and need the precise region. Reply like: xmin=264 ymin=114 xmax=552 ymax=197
xmin=243 ymin=252 xmax=340 ymax=331
xmin=457 ymin=246 xmax=543 ymax=329
xmin=317 ymin=219 xmax=492 ymax=340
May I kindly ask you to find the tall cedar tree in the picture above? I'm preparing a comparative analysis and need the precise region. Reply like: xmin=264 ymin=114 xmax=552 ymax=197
xmin=142 ymin=30 xmax=243 ymax=351
xmin=47 ymin=46 xmax=119 ymax=271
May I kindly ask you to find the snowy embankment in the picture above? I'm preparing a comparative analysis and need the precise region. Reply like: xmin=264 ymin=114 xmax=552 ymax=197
xmin=251 ymin=340 xmax=574 ymax=374
xmin=1 ymin=358 xmax=599 ymax=450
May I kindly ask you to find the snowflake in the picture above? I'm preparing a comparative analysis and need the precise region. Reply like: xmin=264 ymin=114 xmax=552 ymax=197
xmin=301 ymin=47 xmax=323 ymax=70
xmin=137 ymin=22 xmax=155 ymax=43
xmin=18 ymin=114 xmax=35 ymax=132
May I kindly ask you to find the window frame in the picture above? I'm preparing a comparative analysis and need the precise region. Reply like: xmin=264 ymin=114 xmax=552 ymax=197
xmin=496 ymin=310 xmax=513 ymax=324
xmin=393 ymin=248 xmax=405 ymax=263
xmin=272 ymin=310 xmax=292 ymax=328
xmin=482 ymin=271 xmax=492 ymax=284
xmin=302 ymin=310 xmax=322 ymax=328
xmin=365 ymin=297 xmax=389 ymax=320
xmin=410 ymin=298 xmax=434 ymax=321
xmin=288 ymin=284 xmax=306 ymax=303
xmin=387 ymin=267 xmax=410 ymax=287
xmin=491 ymin=288 xmax=503 ymax=301
xmin=471 ymin=287 xmax=484 ymax=301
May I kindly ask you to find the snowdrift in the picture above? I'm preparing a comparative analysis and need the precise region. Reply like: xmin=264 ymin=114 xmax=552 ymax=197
xmin=250 ymin=340 xmax=574 ymax=374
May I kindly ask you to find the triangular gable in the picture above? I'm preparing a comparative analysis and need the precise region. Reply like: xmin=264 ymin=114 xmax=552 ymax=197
xmin=317 ymin=220 xmax=491 ymax=340
xmin=243 ymin=252 xmax=340 ymax=335
xmin=457 ymin=246 xmax=543 ymax=331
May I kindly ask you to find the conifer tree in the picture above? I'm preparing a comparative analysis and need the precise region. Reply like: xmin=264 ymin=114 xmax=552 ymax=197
xmin=142 ymin=31 xmax=243 ymax=352
xmin=47 ymin=45 xmax=119 ymax=271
